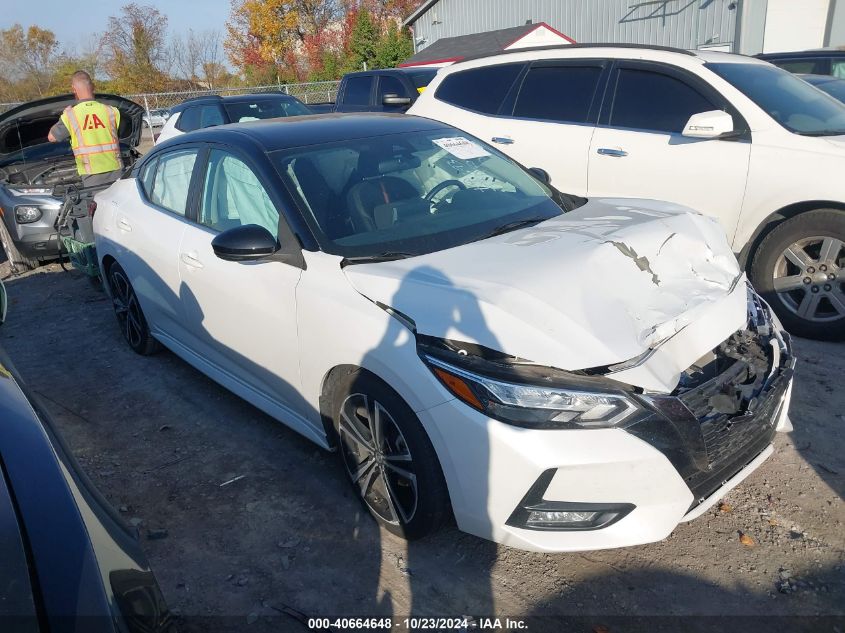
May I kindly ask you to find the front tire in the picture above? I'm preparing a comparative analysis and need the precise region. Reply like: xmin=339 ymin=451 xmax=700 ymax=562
xmin=750 ymin=209 xmax=845 ymax=340
xmin=107 ymin=262 xmax=160 ymax=355
xmin=332 ymin=370 xmax=450 ymax=539
xmin=0 ymin=218 xmax=39 ymax=275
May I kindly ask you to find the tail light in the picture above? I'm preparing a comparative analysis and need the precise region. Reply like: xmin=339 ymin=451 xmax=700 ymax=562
xmin=88 ymin=200 xmax=97 ymax=217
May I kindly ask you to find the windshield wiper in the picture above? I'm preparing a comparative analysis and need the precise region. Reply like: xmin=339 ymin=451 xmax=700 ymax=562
xmin=477 ymin=217 xmax=549 ymax=241
xmin=796 ymin=129 xmax=845 ymax=137
xmin=340 ymin=251 xmax=417 ymax=266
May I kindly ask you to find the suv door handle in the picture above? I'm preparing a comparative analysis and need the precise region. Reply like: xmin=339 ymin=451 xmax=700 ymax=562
xmin=597 ymin=148 xmax=628 ymax=157
xmin=491 ymin=136 xmax=514 ymax=145
xmin=180 ymin=252 xmax=204 ymax=269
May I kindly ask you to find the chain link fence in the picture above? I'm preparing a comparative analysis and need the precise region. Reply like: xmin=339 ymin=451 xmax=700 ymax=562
xmin=0 ymin=79 xmax=341 ymax=114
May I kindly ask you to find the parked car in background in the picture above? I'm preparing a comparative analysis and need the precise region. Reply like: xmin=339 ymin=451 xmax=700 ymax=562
xmin=308 ymin=68 xmax=438 ymax=114
xmin=142 ymin=108 xmax=171 ymax=128
xmin=0 ymin=279 xmax=174 ymax=631
xmin=800 ymin=73 xmax=845 ymax=103
xmin=155 ymin=93 xmax=312 ymax=144
xmin=410 ymin=44 xmax=845 ymax=340
xmin=0 ymin=93 xmax=143 ymax=274
xmin=94 ymin=114 xmax=794 ymax=552
xmin=756 ymin=49 xmax=845 ymax=78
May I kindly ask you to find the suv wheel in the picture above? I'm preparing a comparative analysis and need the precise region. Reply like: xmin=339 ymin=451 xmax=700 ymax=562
xmin=107 ymin=262 xmax=160 ymax=355
xmin=0 ymin=219 xmax=39 ymax=275
xmin=332 ymin=370 xmax=450 ymax=539
xmin=751 ymin=209 xmax=845 ymax=340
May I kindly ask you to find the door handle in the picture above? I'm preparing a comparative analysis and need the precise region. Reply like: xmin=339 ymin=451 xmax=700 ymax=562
xmin=117 ymin=218 xmax=132 ymax=232
xmin=180 ymin=252 xmax=204 ymax=269
xmin=597 ymin=148 xmax=628 ymax=157
xmin=491 ymin=136 xmax=514 ymax=145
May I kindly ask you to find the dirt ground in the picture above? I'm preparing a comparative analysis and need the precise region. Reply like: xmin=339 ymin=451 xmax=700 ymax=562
xmin=1 ymin=257 xmax=843 ymax=632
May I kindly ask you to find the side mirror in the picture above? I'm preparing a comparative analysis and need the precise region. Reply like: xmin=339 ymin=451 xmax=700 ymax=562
xmin=0 ymin=279 xmax=6 ymax=325
xmin=382 ymin=93 xmax=412 ymax=106
xmin=212 ymin=224 xmax=279 ymax=262
xmin=682 ymin=110 xmax=736 ymax=139
xmin=529 ymin=167 xmax=551 ymax=184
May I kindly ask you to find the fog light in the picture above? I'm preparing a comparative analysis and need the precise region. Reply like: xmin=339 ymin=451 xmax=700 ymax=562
xmin=15 ymin=205 xmax=41 ymax=224
xmin=506 ymin=469 xmax=636 ymax=531
xmin=527 ymin=510 xmax=600 ymax=527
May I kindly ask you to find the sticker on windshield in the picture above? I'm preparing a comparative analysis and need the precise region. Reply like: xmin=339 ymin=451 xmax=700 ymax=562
xmin=432 ymin=137 xmax=490 ymax=160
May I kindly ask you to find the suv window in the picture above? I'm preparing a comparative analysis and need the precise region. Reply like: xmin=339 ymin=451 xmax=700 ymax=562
xmin=139 ymin=157 xmax=158 ymax=198
xmin=378 ymin=75 xmax=409 ymax=101
xmin=344 ymin=76 xmax=374 ymax=106
xmin=435 ymin=63 xmax=525 ymax=114
xmin=200 ymin=150 xmax=278 ymax=236
xmin=610 ymin=68 xmax=715 ymax=134
xmin=149 ymin=149 xmax=198 ymax=215
xmin=514 ymin=65 xmax=602 ymax=123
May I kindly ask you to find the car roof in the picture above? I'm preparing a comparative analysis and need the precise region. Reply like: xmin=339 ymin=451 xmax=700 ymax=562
xmin=757 ymin=49 xmax=845 ymax=59
xmin=171 ymin=92 xmax=300 ymax=114
xmin=441 ymin=43 xmax=765 ymax=72
xmin=153 ymin=113 xmax=453 ymax=153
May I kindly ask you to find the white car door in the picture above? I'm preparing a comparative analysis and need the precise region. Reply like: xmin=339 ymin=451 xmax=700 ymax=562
xmin=587 ymin=61 xmax=751 ymax=241
xmin=480 ymin=60 xmax=607 ymax=196
xmin=116 ymin=147 xmax=199 ymax=338
xmin=176 ymin=147 xmax=309 ymax=426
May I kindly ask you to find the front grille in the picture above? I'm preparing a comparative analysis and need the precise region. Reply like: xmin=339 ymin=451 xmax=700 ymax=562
xmin=676 ymin=327 xmax=782 ymax=468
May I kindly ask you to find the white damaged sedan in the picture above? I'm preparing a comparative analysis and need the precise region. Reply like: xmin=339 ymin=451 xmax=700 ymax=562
xmin=93 ymin=114 xmax=794 ymax=552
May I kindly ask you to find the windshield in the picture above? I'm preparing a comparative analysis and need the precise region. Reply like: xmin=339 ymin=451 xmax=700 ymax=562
xmin=708 ymin=62 xmax=845 ymax=135
xmin=272 ymin=129 xmax=567 ymax=259
xmin=224 ymin=98 xmax=311 ymax=123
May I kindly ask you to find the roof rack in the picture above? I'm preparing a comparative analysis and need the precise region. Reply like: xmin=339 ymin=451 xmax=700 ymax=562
xmin=458 ymin=42 xmax=697 ymax=64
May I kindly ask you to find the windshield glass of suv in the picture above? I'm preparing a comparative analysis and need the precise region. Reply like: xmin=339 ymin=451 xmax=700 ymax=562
xmin=224 ymin=98 xmax=311 ymax=123
xmin=708 ymin=62 xmax=845 ymax=135
xmin=272 ymin=129 xmax=566 ymax=258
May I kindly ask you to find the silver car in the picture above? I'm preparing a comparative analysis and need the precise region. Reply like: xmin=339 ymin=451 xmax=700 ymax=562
xmin=0 ymin=94 xmax=142 ymax=273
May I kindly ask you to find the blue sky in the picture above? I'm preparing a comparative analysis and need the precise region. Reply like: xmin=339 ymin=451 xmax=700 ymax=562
xmin=2 ymin=0 xmax=232 ymax=52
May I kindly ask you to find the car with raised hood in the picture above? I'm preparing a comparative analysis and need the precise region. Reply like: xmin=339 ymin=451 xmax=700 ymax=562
xmin=0 ymin=279 xmax=174 ymax=631
xmin=93 ymin=114 xmax=794 ymax=552
xmin=0 ymin=93 xmax=143 ymax=274
xmin=408 ymin=44 xmax=845 ymax=340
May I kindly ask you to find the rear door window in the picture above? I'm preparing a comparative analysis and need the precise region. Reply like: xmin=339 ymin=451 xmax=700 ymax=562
xmin=435 ymin=63 xmax=525 ymax=115
xmin=609 ymin=68 xmax=715 ymax=134
xmin=378 ymin=75 xmax=410 ymax=100
xmin=175 ymin=106 xmax=200 ymax=132
xmin=513 ymin=65 xmax=603 ymax=123
xmin=149 ymin=149 xmax=199 ymax=215
xmin=343 ymin=76 xmax=375 ymax=106
xmin=771 ymin=58 xmax=825 ymax=74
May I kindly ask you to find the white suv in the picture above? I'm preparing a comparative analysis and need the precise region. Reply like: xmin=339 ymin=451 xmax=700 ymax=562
xmin=410 ymin=44 xmax=845 ymax=340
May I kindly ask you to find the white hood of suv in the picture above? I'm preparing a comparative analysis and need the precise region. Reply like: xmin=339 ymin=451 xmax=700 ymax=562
xmin=344 ymin=198 xmax=744 ymax=375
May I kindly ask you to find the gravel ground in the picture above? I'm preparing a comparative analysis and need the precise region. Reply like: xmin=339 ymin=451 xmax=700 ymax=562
xmin=0 ymin=259 xmax=843 ymax=633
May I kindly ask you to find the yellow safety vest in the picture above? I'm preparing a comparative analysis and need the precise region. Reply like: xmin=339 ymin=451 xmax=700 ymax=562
xmin=60 ymin=101 xmax=123 ymax=176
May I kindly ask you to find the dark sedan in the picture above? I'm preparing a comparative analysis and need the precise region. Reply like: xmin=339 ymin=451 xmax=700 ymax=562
xmin=0 ymin=280 xmax=174 ymax=632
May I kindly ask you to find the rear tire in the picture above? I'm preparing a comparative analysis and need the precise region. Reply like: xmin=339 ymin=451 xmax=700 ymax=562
xmin=106 ymin=261 xmax=160 ymax=355
xmin=750 ymin=209 xmax=845 ymax=341
xmin=0 ymin=218 xmax=39 ymax=276
xmin=332 ymin=370 xmax=451 ymax=540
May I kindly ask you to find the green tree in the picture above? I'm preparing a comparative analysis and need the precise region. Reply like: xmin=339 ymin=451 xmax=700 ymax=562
xmin=346 ymin=7 xmax=378 ymax=72
xmin=373 ymin=21 xmax=413 ymax=69
xmin=102 ymin=3 xmax=170 ymax=93
xmin=0 ymin=25 xmax=60 ymax=98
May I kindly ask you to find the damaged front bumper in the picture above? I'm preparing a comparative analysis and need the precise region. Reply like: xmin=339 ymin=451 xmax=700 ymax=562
xmin=419 ymin=288 xmax=794 ymax=552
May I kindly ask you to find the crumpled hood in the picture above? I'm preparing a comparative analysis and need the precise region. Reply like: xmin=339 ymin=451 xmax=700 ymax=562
xmin=0 ymin=93 xmax=143 ymax=164
xmin=344 ymin=198 xmax=744 ymax=371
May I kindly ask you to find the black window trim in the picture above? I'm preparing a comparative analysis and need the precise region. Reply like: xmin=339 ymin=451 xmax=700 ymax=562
xmin=433 ymin=61 xmax=529 ymax=117
xmin=504 ymin=58 xmax=611 ymax=126
xmin=135 ymin=143 xmax=206 ymax=221
xmin=601 ymin=59 xmax=751 ymax=141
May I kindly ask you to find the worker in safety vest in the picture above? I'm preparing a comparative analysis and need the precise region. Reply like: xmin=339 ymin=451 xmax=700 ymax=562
xmin=48 ymin=70 xmax=124 ymax=187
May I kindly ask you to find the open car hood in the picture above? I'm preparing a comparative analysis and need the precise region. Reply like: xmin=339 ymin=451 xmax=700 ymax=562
xmin=344 ymin=198 xmax=745 ymax=379
xmin=0 ymin=93 xmax=143 ymax=165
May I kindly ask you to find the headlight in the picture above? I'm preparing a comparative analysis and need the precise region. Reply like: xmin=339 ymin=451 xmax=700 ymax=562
xmin=420 ymin=343 xmax=642 ymax=429
xmin=14 ymin=205 xmax=42 ymax=224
